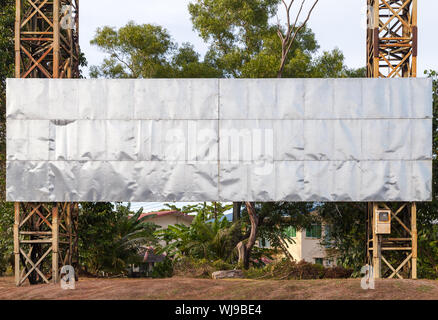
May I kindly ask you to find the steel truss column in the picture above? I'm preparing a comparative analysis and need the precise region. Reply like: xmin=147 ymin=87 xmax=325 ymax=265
xmin=13 ymin=203 xmax=79 ymax=286
xmin=366 ymin=0 xmax=418 ymax=279
xmin=13 ymin=0 xmax=80 ymax=286
xmin=367 ymin=203 xmax=417 ymax=279
xmin=14 ymin=0 xmax=80 ymax=79
xmin=367 ymin=0 xmax=417 ymax=78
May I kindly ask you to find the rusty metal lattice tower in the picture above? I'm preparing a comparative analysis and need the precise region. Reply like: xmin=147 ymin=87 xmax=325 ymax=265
xmin=367 ymin=0 xmax=417 ymax=78
xmin=15 ymin=0 xmax=80 ymax=79
xmin=14 ymin=0 xmax=80 ymax=286
xmin=366 ymin=0 xmax=417 ymax=279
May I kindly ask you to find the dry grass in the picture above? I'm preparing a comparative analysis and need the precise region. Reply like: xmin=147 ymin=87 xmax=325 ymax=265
xmin=0 ymin=276 xmax=437 ymax=300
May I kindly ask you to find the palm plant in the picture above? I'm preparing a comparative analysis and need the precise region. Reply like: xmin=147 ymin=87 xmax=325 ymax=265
xmin=79 ymin=203 xmax=159 ymax=275
xmin=156 ymin=202 xmax=241 ymax=263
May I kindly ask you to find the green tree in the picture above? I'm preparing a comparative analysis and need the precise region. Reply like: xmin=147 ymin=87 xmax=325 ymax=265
xmin=157 ymin=202 xmax=241 ymax=263
xmin=0 ymin=0 xmax=15 ymax=198
xmin=188 ymin=0 xmax=358 ymax=79
xmin=78 ymin=203 xmax=159 ymax=275
xmin=89 ymin=6 xmax=364 ymax=270
xmin=189 ymin=0 xmax=362 ymax=269
xmin=275 ymin=0 xmax=319 ymax=77
xmin=235 ymin=202 xmax=317 ymax=269
xmin=416 ymin=70 xmax=438 ymax=278
xmin=0 ymin=0 xmax=15 ymax=275
xmin=317 ymin=203 xmax=367 ymax=275
xmin=189 ymin=0 xmax=280 ymax=77
xmin=171 ymin=43 xmax=222 ymax=78
xmin=89 ymin=21 xmax=220 ymax=79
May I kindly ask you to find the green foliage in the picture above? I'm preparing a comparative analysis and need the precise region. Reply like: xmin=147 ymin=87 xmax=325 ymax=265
xmin=89 ymin=21 xmax=221 ymax=79
xmin=151 ymin=256 xmax=174 ymax=278
xmin=189 ymin=0 xmax=279 ymax=77
xmin=172 ymin=43 xmax=222 ymax=78
xmin=0 ymin=202 xmax=13 ymax=275
xmin=211 ymin=259 xmax=233 ymax=271
xmin=416 ymin=70 xmax=438 ymax=279
xmin=0 ymin=0 xmax=14 ymax=197
xmin=173 ymin=257 xmax=212 ymax=278
xmin=157 ymin=203 xmax=240 ymax=263
xmin=0 ymin=0 xmax=14 ymax=91
xmin=90 ymin=22 xmax=174 ymax=78
xmin=244 ymin=259 xmax=353 ymax=280
xmin=417 ymin=224 xmax=438 ymax=279
xmin=172 ymin=256 xmax=233 ymax=278
xmin=0 ymin=0 xmax=15 ymax=276
xmin=240 ymin=202 xmax=316 ymax=254
xmin=189 ymin=0 xmax=362 ymax=78
xmin=318 ymin=203 xmax=367 ymax=276
xmin=78 ymin=203 xmax=159 ymax=275
xmin=311 ymin=48 xmax=366 ymax=78
xmin=248 ymin=246 xmax=276 ymax=268
xmin=91 ymin=3 xmax=362 ymax=80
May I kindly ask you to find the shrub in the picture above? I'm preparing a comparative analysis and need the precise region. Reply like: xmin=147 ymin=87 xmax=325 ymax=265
xmin=173 ymin=257 xmax=235 ymax=278
xmin=244 ymin=267 xmax=268 ymax=279
xmin=212 ymin=259 xmax=233 ymax=271
xmin=173 ymin=257 xmax=213 ymax=278
xmin=296 ymin=260 xmax=325 ymax=279
xmin=151 ymin=257 xmax=174 ymax=278
xmin=0 ymin=256 xmax=7 ymax=276
xmin=323 ymin=266 xmax=353 ymax=279
xmin=244 ymin=259 xmax=352 ymax=280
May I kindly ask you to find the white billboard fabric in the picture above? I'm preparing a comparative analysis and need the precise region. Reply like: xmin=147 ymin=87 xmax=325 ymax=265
xmin=6 ymin=78 xmax=433 ymax=202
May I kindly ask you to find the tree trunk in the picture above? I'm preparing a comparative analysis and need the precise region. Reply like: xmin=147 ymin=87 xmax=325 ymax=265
xmin=237 ymin=202 xmax=258 ymax=269
xmin=236 ymin=241 xmax=248 ymax=269
xmin=232 ymin=202 xmax=242 ymax=222
xmin=277 ymin=51 xmax=287 ymax=78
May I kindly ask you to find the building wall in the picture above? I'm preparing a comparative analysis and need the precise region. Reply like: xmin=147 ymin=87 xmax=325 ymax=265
xmin=145 ymin=214 xmax=193 ymax=247
xmin=146 ymin=215 xmax=193 ymax=230
xmin=284 ymin=225 xmax=335 ymax=267
xmin=130 ymin=213 xmax=193 ymax=275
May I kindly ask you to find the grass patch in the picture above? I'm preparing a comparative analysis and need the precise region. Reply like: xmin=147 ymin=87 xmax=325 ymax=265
xmin=416 ymin=285 xmax=434 ymax=293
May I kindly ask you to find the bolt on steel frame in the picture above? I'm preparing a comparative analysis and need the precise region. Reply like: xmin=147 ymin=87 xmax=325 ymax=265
xmin=14 ymin=0 xmax=80 ymax=286
xmin=366 ymin=0 xmax=418 ymax=279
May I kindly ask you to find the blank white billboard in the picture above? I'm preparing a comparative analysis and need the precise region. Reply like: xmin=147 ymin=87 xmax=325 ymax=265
xmin=6 ymin=78 xmax=433 ymax=202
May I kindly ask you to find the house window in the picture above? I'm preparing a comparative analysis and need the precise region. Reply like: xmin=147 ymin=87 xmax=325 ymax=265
xmin=306 ymin=223 xmax=322 ymax=238
xmin=284 ymin=226 xmax=296 ymax=238
xmin=315 ymin=258 xmax=323 ymax=265
xmin=259 ymin=238 xmax=271 ymax=248
xmin=325 ymin=259 xmax=333 ymax=267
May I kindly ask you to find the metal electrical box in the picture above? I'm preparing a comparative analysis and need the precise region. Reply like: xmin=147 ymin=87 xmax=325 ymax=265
xmin=375 ymin=210 xmax=391 ymax=234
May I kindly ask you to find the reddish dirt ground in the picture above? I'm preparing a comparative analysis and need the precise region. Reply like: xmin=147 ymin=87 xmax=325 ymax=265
xmin=0 ymin=276 xmax=437 ymax=300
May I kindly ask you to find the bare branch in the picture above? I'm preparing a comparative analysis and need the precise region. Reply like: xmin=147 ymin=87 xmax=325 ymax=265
xmin=276 ymin=0 xmax=319 ymax=78
xmin=285 ymin=0 xmax=319 ymax=57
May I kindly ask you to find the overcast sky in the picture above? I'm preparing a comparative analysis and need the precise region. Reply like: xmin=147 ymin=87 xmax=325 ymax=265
xmin=80 ymin=0 xmax=438 ymax=78
xmin=80 ymin=0 xmax=437 ymax=212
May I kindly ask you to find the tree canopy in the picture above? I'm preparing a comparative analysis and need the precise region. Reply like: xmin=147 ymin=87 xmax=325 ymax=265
xmin=87 ymin=2 xmax=365 ymax=270
xmin=89 ymin=21 xmax=221 ymax=79
xmin=89 ymin=15 xmax=364 ymax=79
xmin=79 ymin=203 xmax=159 ymax=275
xmin=188 ymin=0 xmax=363 ymax=78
